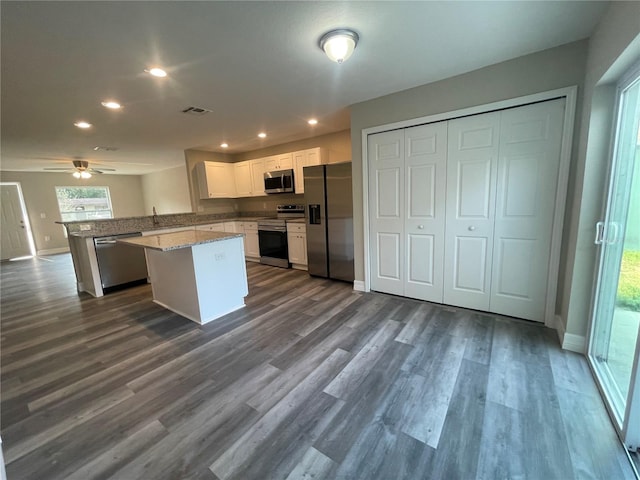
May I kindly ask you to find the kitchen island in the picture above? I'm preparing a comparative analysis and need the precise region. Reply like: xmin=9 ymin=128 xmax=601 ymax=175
xmin=119 ymin=230 xmax=248 ymax=325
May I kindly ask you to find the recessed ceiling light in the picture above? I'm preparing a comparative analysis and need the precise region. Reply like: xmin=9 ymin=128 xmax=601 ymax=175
xmin=308 ymin=119 xmax=318 ymax=125
xmin=258 ymin=132 xmax=267 ymax=139
xmin=101 ymin=101 xmax=121 ymax=109
xmin=146 ymin=67 xmax=167 ymax=77
xmin=74 ymin=121 xmax=92 ymax=129
xmin=220 ymin=143 xmax=229 ymax=148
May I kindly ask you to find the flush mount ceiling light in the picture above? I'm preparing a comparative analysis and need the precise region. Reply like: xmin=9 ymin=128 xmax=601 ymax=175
xmin=258 ymin=132 xmax=267 ymax=139
xmin=319 ymin=29 xmax=359 ymax=64
xmin=308 ymin=118 xmax=318 ymax=125
xmin=74 ymin=121 xmax=92 ymax=129
xmin=145 ymin=67 xmax=167 ymax=77
xmin=101 ymin=101 xmax=121 ymax=109
xmin=220 ymin=143 xmax=229 ymax=148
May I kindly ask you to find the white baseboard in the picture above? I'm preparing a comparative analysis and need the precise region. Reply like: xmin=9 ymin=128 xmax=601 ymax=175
xmin=36 ymin=247 xmax=70 ymax=256
xmin=562 ymin=333 xmax=586 ymax=354
xmin=555 ymin=315 xmax=586 ymax=353
xmin=353 ymin=280 xmax=366 ymax=292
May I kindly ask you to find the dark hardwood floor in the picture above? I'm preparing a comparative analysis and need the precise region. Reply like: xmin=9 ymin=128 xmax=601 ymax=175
xmin=1 ymin=254 xmax=636 ymax=480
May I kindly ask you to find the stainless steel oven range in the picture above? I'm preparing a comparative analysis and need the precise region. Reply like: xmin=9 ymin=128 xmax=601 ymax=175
xmin=257 ymin=204 xmax=304 ymax=268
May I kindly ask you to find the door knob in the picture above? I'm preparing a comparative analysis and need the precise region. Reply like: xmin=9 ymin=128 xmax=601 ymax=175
xmin=468 ymin=226 xmax=476 ymax=231
xmin=417 ymin=225 xmax=424 ymax=229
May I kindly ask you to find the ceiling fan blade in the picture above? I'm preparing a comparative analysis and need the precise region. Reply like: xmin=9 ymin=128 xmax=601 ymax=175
xmin=90 ymin=167 xmax=116 ymax=172
xmin=43 ymin=167 xmax=73 ymax=171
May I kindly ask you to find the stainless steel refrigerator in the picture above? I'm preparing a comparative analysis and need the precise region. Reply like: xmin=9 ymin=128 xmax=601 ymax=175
xmin=304 ymin=162 xmax=354 ymax=282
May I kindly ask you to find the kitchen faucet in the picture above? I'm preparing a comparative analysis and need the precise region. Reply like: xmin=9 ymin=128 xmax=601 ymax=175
xmin=153 ymin=206 xmax=159 ymax=225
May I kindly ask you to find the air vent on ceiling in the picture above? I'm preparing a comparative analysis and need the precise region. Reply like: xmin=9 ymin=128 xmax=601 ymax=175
xmin=181 ymin=106 xmax=213 ymax=116
xmin=93 ymin=146 xmax=119 ymax=151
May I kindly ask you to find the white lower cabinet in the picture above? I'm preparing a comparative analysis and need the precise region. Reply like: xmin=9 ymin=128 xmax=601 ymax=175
xmin=241 ymin=221 xmax=260 ymax=261
xmin=287 ymin=223 xmax=307 ymax=270
xmin=368 ymin=98 xmax=566 ymax=323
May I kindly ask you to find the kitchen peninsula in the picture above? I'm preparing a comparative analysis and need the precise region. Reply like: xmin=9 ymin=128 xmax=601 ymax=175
xmin=119 ymin=230 xmax=248 ymax=325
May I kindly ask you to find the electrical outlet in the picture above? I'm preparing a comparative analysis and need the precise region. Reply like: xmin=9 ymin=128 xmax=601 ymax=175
xmin=44 ymin=235 xmax=51 ymax=242
xmin=214 ymin=253 xmax=225 ymax=261
xmin=79 ymin=224 xmax=91 ymax=231
xmin=40 ymin=213 xmax=46 ymax=219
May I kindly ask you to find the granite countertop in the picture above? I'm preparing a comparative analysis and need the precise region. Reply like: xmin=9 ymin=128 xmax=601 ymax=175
xmin=67 ymin=216 xmax=273 ymax=238
xmin=118 ymin=231 xmax=244 ymax=252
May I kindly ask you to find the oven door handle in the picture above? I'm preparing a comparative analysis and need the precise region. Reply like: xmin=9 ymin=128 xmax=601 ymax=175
xmin=258 ymin=226 xmax=287 ymax=232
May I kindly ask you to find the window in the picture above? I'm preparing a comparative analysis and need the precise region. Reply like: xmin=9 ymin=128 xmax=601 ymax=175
xmin=55 ymin=186 xmax=113 ymax=222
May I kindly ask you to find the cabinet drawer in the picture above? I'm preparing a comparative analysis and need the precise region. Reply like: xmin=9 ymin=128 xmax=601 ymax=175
xmin=287 ymin=223 xmax=306 ymax=234
xmin=242 ymin=221 xmax=258 ymax=232
xmin=195 ymin=223 xmax=225 ymax=232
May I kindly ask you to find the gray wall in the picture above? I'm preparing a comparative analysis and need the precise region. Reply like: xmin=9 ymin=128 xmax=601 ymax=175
xmin=562 ymin=1 xmax=640 ymax=341
xmin=350 ymin=40 xmax=589 ymax=313
xmin=0 ymin=171 xmax=145 ymax=253
xmin=141 ymin=165 xmax=191 ymax=215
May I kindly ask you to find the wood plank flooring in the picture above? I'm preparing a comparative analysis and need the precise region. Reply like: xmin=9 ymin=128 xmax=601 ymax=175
xmin=1 ymin=254 xmax=636 ymax=480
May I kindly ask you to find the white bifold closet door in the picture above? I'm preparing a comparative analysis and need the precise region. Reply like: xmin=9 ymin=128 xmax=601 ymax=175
xmin=443 ymin=111 xmax=500 ymax=311
xmin=368 ymin=122 xmax=447 ymax=302
xmin=368 ymin=98 xmax=566 ymax=322
xmin=489 ymin=99 xmax=565 ymax=320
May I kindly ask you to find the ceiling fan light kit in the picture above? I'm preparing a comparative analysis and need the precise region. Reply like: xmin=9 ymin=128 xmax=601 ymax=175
xmin=319 ymin=29 xmax=359 ymax=64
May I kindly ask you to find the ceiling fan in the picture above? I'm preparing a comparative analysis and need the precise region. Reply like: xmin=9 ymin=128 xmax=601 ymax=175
xmin=44 ymin=160 xmax=116 ymax=178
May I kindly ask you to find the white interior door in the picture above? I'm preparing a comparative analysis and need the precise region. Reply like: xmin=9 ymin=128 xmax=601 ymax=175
xmin=1 ymin=184 xmax=33 ymax=260
xmin=368 ymin=130 xmax=405 ymax=295
xmin=404 ymin=122 xmax=447 ymax=302
xmin=443 ymin=112 xmax=500 ymax=311
xmin=490 ymin=99 xmax=566 ymax=321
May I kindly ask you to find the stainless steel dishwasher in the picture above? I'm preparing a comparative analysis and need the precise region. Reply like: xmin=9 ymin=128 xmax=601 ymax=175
xmin=93 ymin=232 xmax=148 ymax=291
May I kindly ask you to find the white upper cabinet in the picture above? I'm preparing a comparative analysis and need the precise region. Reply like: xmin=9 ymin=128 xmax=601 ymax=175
xmin=293 ymin=147 xmax=326 ymax=194
xmin=196 ymin=161 xmax=237 ymax=199
xmin=250 ymin=158 xmax=266 ymax=196
xmin=264 ymin=153 xmax=292 ymax=171
xmin=234 ymin=161 xmax=253 ymax=197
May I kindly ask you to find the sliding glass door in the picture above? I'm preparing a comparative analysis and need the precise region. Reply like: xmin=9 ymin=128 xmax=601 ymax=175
xmin=589 ymin=63 xmax=640 ymax=452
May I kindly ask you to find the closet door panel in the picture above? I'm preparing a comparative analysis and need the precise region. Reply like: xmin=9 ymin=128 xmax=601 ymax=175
xmin=444 ymin=112 xmax=500 ymax=311
xmin=490 ymin=98 xmax=565 ymax=321
xmin=368 ymin=130 xmax=405 ymax=295
xmin=404 ymin=122 xmax=447 ymax=302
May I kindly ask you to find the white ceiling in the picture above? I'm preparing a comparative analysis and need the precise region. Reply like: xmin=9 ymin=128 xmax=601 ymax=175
xmin=1 ymin=1 xmax=609 ymax=175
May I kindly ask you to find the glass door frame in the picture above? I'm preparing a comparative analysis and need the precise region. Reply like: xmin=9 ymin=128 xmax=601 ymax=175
xmin=587 ymin=60 xmax=640 ymax=453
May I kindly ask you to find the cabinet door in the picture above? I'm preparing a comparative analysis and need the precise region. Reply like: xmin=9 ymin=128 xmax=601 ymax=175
xmin=234 ymin=161 xmax=253 ymax=197
xmin=489 ymin=98 xmax=565 ymax=321
xmin=264 ymin=156 xmax=279 ymax=171
xmin=275 ymin=153 xmax=293 ymax=170
xmin=287 ymin=232 xmax=307 ymax=265
xmin=298 ymin=233 xmax=308 ymax=265
xmin=250 ymin=159 xmax=266 ymax=196
xmin=368 ymin=129 xmax=405 ymax=296
xmin=244 ymin=231 xmax=260 ymax=259
xmin=198 ymin=162 xmax=237 ymax=199
xmin=294 ymin=148 xmax=322 ymax=194
xmin=443 ymin=112 xmax=500 ymax=311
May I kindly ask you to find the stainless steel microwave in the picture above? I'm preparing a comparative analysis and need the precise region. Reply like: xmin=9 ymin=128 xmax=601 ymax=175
xmin=264 ymin=169 xmax=294 ymax=194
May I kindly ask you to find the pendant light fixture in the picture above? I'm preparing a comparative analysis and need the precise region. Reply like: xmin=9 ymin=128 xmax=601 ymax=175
xmin=319 ymin=29 xmax=359 ymax=64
